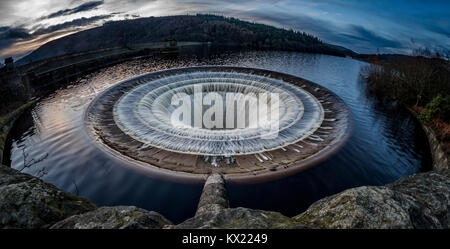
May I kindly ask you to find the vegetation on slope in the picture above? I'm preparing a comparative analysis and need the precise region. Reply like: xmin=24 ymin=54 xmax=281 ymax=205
xmin=361 ymin=49 xmax=450 ymax=154
xmin=363 ymin=56 xmax=449 ymax=106
xmin=18 ymin=14 xmax=355 ymax=64
xmin=419 ymin=95 xmax=450 ymax=124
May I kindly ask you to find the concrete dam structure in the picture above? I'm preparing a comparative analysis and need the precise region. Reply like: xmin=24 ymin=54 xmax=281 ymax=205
xmin=85 ymin=66 xmax=352 ymax=182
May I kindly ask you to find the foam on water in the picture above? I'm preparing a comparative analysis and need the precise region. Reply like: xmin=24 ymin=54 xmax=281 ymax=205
xmin=113 ymin=71 xmax=323 ymax=156
xmin=84 ymin=66 xmax=351 ymax=178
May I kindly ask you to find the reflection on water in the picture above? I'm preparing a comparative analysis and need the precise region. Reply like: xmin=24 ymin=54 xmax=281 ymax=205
xmin=6 ymin=46 xmax=431 ymax=223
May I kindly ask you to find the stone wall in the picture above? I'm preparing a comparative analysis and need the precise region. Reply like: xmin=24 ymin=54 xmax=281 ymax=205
xmin=24 ymin=48 xmax=158 ymax=93
xmin=0 ymin=101 xmax=36 ymax=163
xmin=0 ymin=70 xmax=32 ymax=107
xmin=420 ymin=121 xmax=449 ymax=170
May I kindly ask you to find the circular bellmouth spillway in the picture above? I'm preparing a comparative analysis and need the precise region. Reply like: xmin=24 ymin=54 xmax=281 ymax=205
xmin=84 ymin=66 xmax=352 ymax=182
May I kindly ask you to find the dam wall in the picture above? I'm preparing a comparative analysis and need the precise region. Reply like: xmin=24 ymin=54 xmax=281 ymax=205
xmin=420 ymin=120 xmax=449 ymax=170
xmin=0 ymin=45 xmax=175 ymax=99
xmin=22 ymin=48 xmax=160 ymax=93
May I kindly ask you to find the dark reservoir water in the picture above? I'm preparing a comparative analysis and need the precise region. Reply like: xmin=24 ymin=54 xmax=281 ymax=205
xmin=5 ymin=46 xmax=431 ymax=223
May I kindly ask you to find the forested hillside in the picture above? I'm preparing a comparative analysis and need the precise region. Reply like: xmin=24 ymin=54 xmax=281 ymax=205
xmin=18 ymin=14 xmax=355 ymax=64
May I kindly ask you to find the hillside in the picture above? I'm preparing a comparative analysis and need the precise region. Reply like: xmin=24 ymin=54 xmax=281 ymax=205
xmin=18 ymin=14 xmax=356 ymax=64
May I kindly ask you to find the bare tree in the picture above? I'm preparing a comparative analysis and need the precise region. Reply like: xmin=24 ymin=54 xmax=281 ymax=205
xmin=19 ymin=147 xmax=48 ymax=178
xmin=362 ymin=52 xmax=449 ymax=107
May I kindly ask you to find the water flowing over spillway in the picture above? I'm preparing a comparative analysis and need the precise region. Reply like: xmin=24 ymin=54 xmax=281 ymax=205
xmin=84 ymin=66 xmax=352 ymax=181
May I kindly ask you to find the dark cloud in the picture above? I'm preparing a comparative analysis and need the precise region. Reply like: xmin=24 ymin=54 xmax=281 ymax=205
xmin=0 ymin=38 xmax=16 ymax=51
xmin=425 ymin=23 xmax=450 ymax=38
xmin=0 ymin=14 xmax=111 ymax=42
xmin=342 ymin=25 xmax=404 ymax=49
xmin=42 ymin=1 xmax=104 ymax=20
xmin=0 ymin=12 xmax=114 ymax=59
xmin=33 ymin=15 xmax=112 ymax=35
xmin=0 ymin=27 xmax=31 ymax=40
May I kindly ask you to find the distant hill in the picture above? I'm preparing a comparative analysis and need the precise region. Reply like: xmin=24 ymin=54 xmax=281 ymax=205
xmin=353 ymin=53 xmax=413 ymax=63
xmin=18 ymin=14 xmax=356 ymax=64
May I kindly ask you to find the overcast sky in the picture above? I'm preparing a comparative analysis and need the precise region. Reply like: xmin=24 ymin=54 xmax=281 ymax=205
xmin=0 ymin=0 xmax=449 ymax=60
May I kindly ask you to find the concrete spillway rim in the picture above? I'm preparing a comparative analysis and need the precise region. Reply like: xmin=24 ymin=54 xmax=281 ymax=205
xmin=82 ymin=66 xmax=353 ymax=184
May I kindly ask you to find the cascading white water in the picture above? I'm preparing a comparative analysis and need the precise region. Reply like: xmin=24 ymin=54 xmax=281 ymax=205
xmin=113 ymin=71 xmax=323 ymax=156
xmin=85 ymin=66 xmax=351 ymax=179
